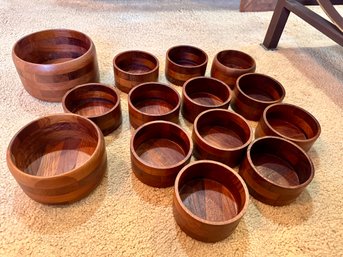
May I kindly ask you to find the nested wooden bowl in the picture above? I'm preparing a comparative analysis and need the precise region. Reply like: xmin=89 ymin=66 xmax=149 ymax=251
xmin=182 ymin=76 xmax=231 ymax=123
xmin=192 ymin=109 xmax=253 ymax=167
xmin=130 ymin=121 xmax=192 ymax=188
xmin=6 ymin=113 xmax=107 ymax=204
xmin=12 ymin=29 xmax=99 ymax=102
xmin=173 ymin=160 xmax=249 ymax=242
xmin=165 ymin=45 xmax=208 ymax=86
xmin=211 ymin=50 xmax=256 ymax=89
xmin=62 ymin=83 xmax=122 ymax=136
xmin=113 ymin=50 xmax=159 ymax=93
xmin=239 ymin=136 xmax=314 ymax=206
xmin=231 ymin=73 xmax=285 ymax=121
xmin=255 ymin=103 xmax=321 ymax=151
xmin=128 ymin=82 xmax=180 ymax=129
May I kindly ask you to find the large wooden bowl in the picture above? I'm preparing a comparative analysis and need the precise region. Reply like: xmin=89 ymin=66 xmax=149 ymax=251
xmin=6 ymin=114 xmax=107 ymax=204
xmin=128 ymin=82 xmax=180 ymax=129
xmin=173 ymin=160 xmax=249 ymax=242
xmin=130 ymin=121 xmax=192 ymax=188
xmin=62 ymin=83 xmax=122 ymax=136
xmin=255 ymin=103 xmax=321 ymax=151
xmin=12 ymin=29 xmax=99 ymax=102
xmin=239 ymin=136 xmax=314 ymax=206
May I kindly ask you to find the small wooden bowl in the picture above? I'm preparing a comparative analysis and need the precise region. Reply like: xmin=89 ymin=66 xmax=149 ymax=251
xmin=239 ymin=136 xmax=314 ymax=206
xmin=165 ymin=45 xmax=208 ymax=86
xmin=113 ymin=50 xmax=159 ymax=93
xmin=211 ymin=50 xmax=256 ymax=89
xmin=128 ymin=82 xmax=180 ymax=129
xmin=130 ymin=121 xmax=192 ymax=188
xmin=255 ymin=103 xmax=321 ymax=151
xmin=231 ymin=73 xmax=285 ymax=121
xmin=173 ymin=160 xmax=249 ymax=242
xmin=12 ymin=29 xmax=99 ymax=102
xmin=182 ymin=76 xmax=231 ymax=123
xmin=62 ymin=83 xmax=122 ymax=136
xmin=6 ymin=113 xmax=107 ymax=204
xmin=192 ymin=109 xmax=253 ymax=167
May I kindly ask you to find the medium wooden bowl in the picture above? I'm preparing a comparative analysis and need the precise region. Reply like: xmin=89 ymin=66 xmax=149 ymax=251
xmin=12 ymin=29 xmax=99 ymax=102
xmin=165 ymin=45 xmax=208 ymax=86
xmin=128 ymin=82 xmax=180 ymax=129
xmin=62 ymin=83 xmax=122 ymax=136
xmin=182 ymin=76 xmax=231 ymax=123
xmin=255 ymin=103 xmax=321 ymax=151
xmin=231 ymin=73 xmax=285 ymax=121
xmin=113 ymin=50 xmax=159 ymax=93
xmin=211 ymin=50 xmax=256 ymax=89
xmin=130 ymin=121 xmax=192 ymax=188
xmin=192 ymin=109 xmax=253 ymax=167
xmin=173 ymin=160 xmax=249 ymax=242
xmin=6 ymin=113 xmax=107 ymax=204
xmin=239 ymin=136 xmax=314 ymax=206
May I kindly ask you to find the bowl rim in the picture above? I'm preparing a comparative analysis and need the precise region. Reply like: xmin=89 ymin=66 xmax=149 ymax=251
xmin=166 ymin=45 xmax=208 ymax=69
xmin=174 ymin=160 xmax=249 ymax=225
xmin=214 ymin=49 xmax=256 ymax=72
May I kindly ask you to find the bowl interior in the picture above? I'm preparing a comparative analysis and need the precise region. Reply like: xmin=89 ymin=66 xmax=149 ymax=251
xmin=9 ymin=116 xmax=99 ymax=177
xmin=169 ymin=46 xmax=207 ymax=67
xmin=217 ymin=50 xmax=255 ymax=70
xmin=14 ymin=30 xmax=91 ymax=64
xmin=178 ymin=162 xmax=247 ymax=222
xmin=115 ymin=51 xmax=157 ymax=74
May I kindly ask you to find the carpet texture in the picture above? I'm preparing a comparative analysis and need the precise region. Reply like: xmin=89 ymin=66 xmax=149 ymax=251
xmin=1 ymin=1 xmax=342 ymax=256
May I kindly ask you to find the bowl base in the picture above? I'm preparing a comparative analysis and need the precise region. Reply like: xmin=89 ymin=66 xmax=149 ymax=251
xmin=189 ymin=92 xmax=223 ymax=106
xmin=73 ymin=99 xmax=115 ymax=117
xmin=268 ymin=118 xmax=308 ymax=140
xmin=135 ymin=99 xmax=175 ymax=115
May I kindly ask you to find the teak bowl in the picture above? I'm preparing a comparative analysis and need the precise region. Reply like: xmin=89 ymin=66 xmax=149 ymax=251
xmin=12 ymin=29 xmax=99 ymax=102
xmin=255 ymin=103 xmax=321 ymax=151
xmin=182 ymin=76 xmax=231 ymax=123
xmin=165 ymin=45 xmax=208 ymax=86
xmin=130 ymin=121 xmax=192 ymax=188
xmin=192 ymin=109 xmax=253 ymax=167
xmin=113 ymin=50 xmax=159 ymax=93
xmin=128 ymin=82 xmax=181 ymax=129
xmin=239 ymin=136 xmax=314 ymax=206
xmin=211 ymin=50 xmax=256 ymax=89
xmin=62 ymin=83 xmax=122 ymax=136
xmin=6 ymin=113 xmax=107 ymax=204
xmin=173 ymin=160 xmax=249 ymax=242
xmin=231 ymin=73 xmax=286 ymax=121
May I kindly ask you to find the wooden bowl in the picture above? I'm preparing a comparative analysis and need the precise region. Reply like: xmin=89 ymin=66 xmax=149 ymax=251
xmin=231 ymin=73 xmax=285 ymax=121
xmin=113 ymin=50 xmax=159 ymax=93
xmin=192 ymin=109 xmax=253 ymax=167
xmin=6 ymin=113 xmax=107 ymax=204
xmin=62 ymin=83 xmax=122 ymax=136
xmin=173 ymin=160 xmax=249 ymax=242
xmin=130 ymin=121 xmax=192 ymax=188
xmin=165 ymin=45 xmax=208 ymax=86
xmin=211 ymin=50 xmax=256 ymax=89
xmin=128 ymin=82 xmax=180 ymax=129
xmin=12 ymin=29 xmax=99 ymax=102
xmin=182 ymin=76 xmax=231 ymax=123
xmin=255 ymin=103 xmax=321 ymax=151
xmin=239 ymin=136 xmax=314 ymax=206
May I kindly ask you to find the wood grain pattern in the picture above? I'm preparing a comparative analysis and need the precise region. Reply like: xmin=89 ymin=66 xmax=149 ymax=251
xmin=6 ymin=113 xmax=107 ymax=204
xmin=240 ymin=0 xmax=277 ymax=12
xmin=12 ymin=29 xmax=99 ymax=102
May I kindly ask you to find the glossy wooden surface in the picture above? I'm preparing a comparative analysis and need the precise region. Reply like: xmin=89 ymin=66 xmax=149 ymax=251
xmin=12 ymin=29 xmax=99 ymax=102
xmin=113 ymin=50 xmax=159 ymax=93
xmin=211 ymin=50 xmax=256 ymax=89
xmin=193 ymin=109 xmax=252 ymax=167
xmin=182 ymin=76 xmax=231 ymax=123
xmin=231 ymin=73 xmax=285 ymax=121
xmin=165 ymin=45 xmax=208 ymax=86
xmin=62 ymin=83 xmax=122 ymax=136
xmin=255 ymin=103 xmax=321 ymax=151
xmin=130 ymin=121 xmax=192 ymax=187
xmin=173 ymin=160 xmax=249 ymax=242
xmin=6 ymin=114 xmax=107 ymax=204
xmin=128 ymin=82 xmax=180 ymax=129
xmin=239 ymin=136 xmax=314 ymax=206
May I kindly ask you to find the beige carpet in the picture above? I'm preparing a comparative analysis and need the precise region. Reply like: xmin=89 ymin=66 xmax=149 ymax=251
xmin=1 ymin=0 xmax=343 ymax=256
